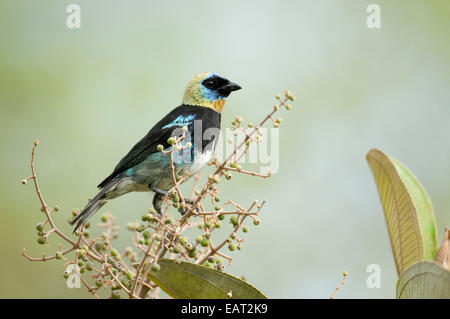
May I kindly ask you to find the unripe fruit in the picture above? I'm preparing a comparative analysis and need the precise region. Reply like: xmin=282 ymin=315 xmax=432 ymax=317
xmin=111 ymin=290 xmax=120 ymax=299
xmin=228 ymin=243 xmax=236 ymax=251
xmin=151 ymin=263 xmax=161 ymax=272
xmin=230 ymin=215 xmax=238 ymax=226
xmin=253 ymin=218 xmax=260 ymax=226
xmin=37 ymin=237 xmax=46 ymax=245
xmin=36 ymin=222 xmax=45 ymax=231
xmin=126 ymin=271 xmax=134 ymax=280
xmin=188 ymin=249 xmax=197 ymax=258
xmin=218 ymin=214 xmax=225 ymax=221
xmin=157 ymin=144 xmax=164 ymax=152
xmin=184 ymin=242 xmax=194 ymax=251
xmin=205 ymin=262 xmax=213 ymax=268
xmin=111 ymin=249 xmax=119 ymax=257
xmin=173 ymin=246 xmax=181 ymax=254
xmin=167 ymin=137 xmax=176 ymax=145
xmin=179 ymin=237 xmax=187 ymax=245
xmin=200 ymin=239 xmax=210 ymax=247
xmin=242 ymin=226 xmax=249 ymax=233
xmin=55 ymin=251 xmax=63 ymax=260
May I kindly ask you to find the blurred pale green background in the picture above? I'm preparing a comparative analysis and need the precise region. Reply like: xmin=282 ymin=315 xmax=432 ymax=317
xmin=1 ymin=0 xmax=449 ymax=298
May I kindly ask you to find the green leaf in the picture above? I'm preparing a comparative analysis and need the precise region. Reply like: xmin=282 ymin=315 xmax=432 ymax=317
xmin=366 ymin=148 xmax=438 ymax=275
xmin=147 ymin=259 xmax=268 ymax=299
xmin=397 ymin=261 xmax=450 ymax=298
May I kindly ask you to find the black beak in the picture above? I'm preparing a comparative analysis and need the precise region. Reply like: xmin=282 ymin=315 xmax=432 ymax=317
xmin=218 ymin=82 xmax=242 ymax=97
xmin=227 ymin=82 xmax=241 ymax=92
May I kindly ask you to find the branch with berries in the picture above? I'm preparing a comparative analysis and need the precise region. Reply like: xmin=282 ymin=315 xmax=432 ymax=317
xmin=21 ymin=90 xmax=296 ymax=299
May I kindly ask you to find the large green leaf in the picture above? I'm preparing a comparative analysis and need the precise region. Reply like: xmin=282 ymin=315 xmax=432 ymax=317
xmin=396 ymin=261 xmax=450 ymax=298
xmin=366 ymin=148 xmax=438 ymax=275
xmin=147 ymin=259 xmax=268 ymax=299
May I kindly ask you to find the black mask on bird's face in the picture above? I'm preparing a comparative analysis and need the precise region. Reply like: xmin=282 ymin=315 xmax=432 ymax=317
xmin=202 ymin=75 xmax=241 ymax=99
xmin=182 ymin=72 xmax=241 ymax=112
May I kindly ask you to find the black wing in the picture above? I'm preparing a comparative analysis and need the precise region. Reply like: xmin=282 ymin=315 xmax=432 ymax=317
xmin=97 ymin=105 xmax=201 ymax=188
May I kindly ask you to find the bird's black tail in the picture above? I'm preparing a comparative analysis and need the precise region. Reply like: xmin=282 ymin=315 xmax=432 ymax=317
xmin=71 ymin=177 xmax=122 ymax=233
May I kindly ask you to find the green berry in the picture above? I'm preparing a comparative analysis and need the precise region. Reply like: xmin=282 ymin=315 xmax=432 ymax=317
xmin=157 ymin=144 xmax=164 ymax=152
xmin=101 ymin=214 xmax=108 ymax=223
xmin=95 ymin=279 xmax=103 ymax=287
xmin=205 ymin=261 xmax=213 ymax=268
xmin=167 ymin=137 xmax=176 ymax=145
xmin=111 ymin=290 xmax=121 ymax=299
xmin=188 ymin=249 xmax=197 ymax=258
xmin=36 ymin=222 xmax=45 ymax=231
xmin=242 ymin=226 xmax=249 ymax=233
xmin=253 ymin=218 xmax=260 ymax=226
xmin=126 ymin=271 xmax=134 ymax=280
xmin=200 ymin=239 xmax=210 ymax=247
xmin=111 ymin=249 xmax=118 ymax=257
xmin=179 ymin=237 xmax=187 ymax=245
xmin=151 ymin=263 xmax=161 ymax=272
xmin=230 ymin=215 xmax=238 ymax=226
xmin=55 ymin=251 xmax=63 ymax=260
xmin=173 ymin=246 xmax=181 ymax=254
xmin=215 ymin=222 xmax=221 ymax=228
xmin=86 ymin=262 xmax=93 ymax=271
xmin=196 ymin=236 xmax=203 ymax=243
xmin=37 ymin=237 xmax=46 ymax=245
xmin=143 ymin=230 xmax=150 ymax=239
xmin=184 ymin=242 xmax=194 ymax=251
xmin=218 ymin=214 xmax=225 ymax=221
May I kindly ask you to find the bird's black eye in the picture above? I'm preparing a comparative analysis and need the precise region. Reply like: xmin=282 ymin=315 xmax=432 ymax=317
xmin=203 ymin=79 xmax=215 ymax=89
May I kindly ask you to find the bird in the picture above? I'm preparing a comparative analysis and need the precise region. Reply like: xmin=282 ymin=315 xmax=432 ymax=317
xmin=71 ymin=72 xmax=241 ymax=233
